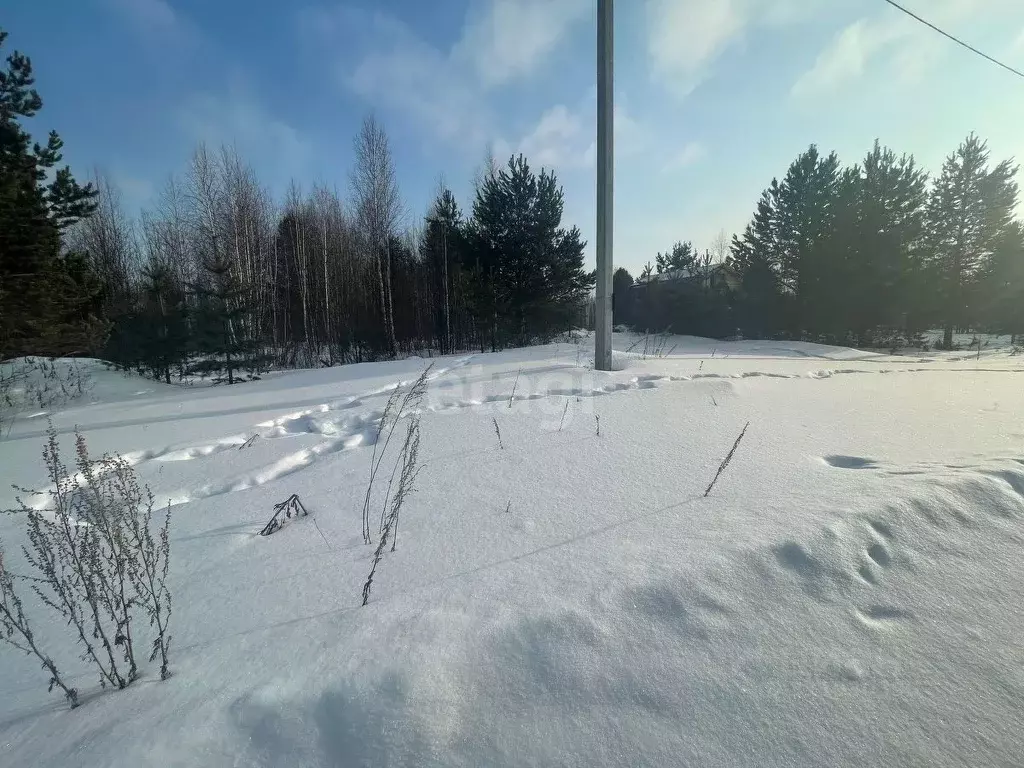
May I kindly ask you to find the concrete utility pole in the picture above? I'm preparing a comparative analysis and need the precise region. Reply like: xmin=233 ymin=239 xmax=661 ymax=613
xmin=595 ymin=0 xmax=614 ymax=371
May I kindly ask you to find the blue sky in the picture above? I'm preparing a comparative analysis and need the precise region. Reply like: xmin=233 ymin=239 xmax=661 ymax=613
xmin=6 ymin=0 xmax=1024 ymax=274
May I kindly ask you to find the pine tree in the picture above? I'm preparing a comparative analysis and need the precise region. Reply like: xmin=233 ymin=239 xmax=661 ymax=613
xmin=808 ymin=165 xmax=860 ymax=340
xmin=730 ymin=182 xmax=784 ymax=276
xmin=982 ymin=221 xmax=1024 ymax=337
xmin=730 ymin=147 xmax=841 ymax=336
xmin=0 ymin=29 xmax=102 ymax=358
xmin=612 ymin=267 xmax=634 ymax=326
xmin=848 ymin=141 xmax=928 ymax=340
xmin=421 ymin=187 xmax=463 ymax=354
xmin=729 ymin=181 xmax=785 ymax=335
xmin=191 ymin=252 xmax=254 ymax=385
xmin=467 ymin=155 xmax=593 ymax=347
xmin=776 ymin=146 xmax=841 ymax=334
xmin=922 ymin=134 xmax=1019 ymax=348
xmin=139 ymin=260 xmax=188 ymax=383
xmin=655 ymin=241 xmax=696 ymax=274
xmin=464 ymin=173 xmax=502 ymax=351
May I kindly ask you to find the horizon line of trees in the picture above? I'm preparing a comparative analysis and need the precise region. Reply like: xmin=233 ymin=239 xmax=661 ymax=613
xmin=6 ymin=25 xmax=1024 ymax=385
xmin=615 ymin=135 xmax=1023 ymax=348
xmin=0 ymin=29 xmax=594 ymax=383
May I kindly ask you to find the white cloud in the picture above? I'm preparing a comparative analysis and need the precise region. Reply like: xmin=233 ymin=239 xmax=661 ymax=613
xmin=646 ymin=0 xmax=827 ymax=97
xmin=454 ymin=0 xmax=591 ymax=87
xmin=664 ymin=142 xmax=707 ymax=172
xmin=790 ymin=18 xmax=902 ymax=98
xmin=647 ymin=0 xmax=745 ymax=96
xmin=494 ymin=97 xmax=646 ymax=175
xmin=103 ymin=0 xmax=204 ymax=48
xmin=347 ymin=17 xmax=490 ymax=150
xmin=177 ymin=86 xmax=313 ymax=191
xmin=306 ymin=1 xmax=590 ymax=153
xmin=792 ymin=0 xmax=1024 ymax=98
xmin=104 ymin=0 xmax=178 ymax=30
xmin=507 ymin=105 xmax=589 ymax=169
xmin=1012 ymin=27 xmax=1024 ymax=55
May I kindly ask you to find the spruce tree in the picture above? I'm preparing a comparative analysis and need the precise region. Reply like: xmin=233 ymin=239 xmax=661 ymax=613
xmin=0 ymin=29 xmax=102 ymax=358
xmin=922 ymin=134 xmax=1019 ymax=348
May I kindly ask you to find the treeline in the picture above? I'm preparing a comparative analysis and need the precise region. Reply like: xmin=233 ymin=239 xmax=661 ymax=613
xmin=7 ymin=25 xmax=1023 ymax=373
xmin=0 ymin=30 xmax=593 ymax=380
xmin=618 ymin=136 xmax=1024 ymax=348
xmin=90 ymin=140 xmax=591 ymax=383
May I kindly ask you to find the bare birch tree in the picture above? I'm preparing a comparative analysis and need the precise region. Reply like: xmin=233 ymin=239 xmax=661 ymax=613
xmin=352 ymin=115 xmax=402 ymax=358
xmin=68 ymin=171 xmax=140 ymax=315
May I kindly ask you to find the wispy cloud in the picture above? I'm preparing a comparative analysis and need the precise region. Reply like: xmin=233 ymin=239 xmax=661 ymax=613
xmin=453 ymin=0 xmax=591 ymax=87
xmin=790 ymin=17 xmax=902 ymax=98
xmin=1011 ymin=26 xmax=1024 ymax=56
xmin=103 ymin=0 xmax=178 ymax=30
xmin=792 ymin=0 xmax=1024 ymax=98
xmin=646 ymin=0 xmax=825 ymax=97
xmin=305 ymin=1 xmax=590 ymax=153
xmin=343 ymin=11 xmax=490 ymax=150
xmin=647 ymin=0 xmax=745 ymax=97
xmin=177 ymin=85 xmax=313 ymax=191
xmin=494 ymin=95 xmax=645 ymax=175
xmin=496 ymin=104 xmax=591 ymax=170
xmin=102 ymin=0 xmax=203 ymax=48
xmin=664 ymin=142 xmax=707 ymax=172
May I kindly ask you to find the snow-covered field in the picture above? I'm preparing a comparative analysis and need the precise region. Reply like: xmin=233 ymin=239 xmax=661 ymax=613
xmin=2 ymin=333 xmax=1024 ymax=767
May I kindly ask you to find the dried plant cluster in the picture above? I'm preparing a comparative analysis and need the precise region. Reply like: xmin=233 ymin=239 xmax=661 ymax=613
xmin=1 ymin=425 xmax=172 ymax=708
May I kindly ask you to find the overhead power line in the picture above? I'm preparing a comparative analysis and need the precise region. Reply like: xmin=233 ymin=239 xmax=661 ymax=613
xmin=882 ymin=0 xmax=1024 ymax=81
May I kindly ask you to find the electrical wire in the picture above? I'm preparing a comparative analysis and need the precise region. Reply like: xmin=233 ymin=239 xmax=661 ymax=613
xmin=881 ymin=0 xmax=1024 ymax=80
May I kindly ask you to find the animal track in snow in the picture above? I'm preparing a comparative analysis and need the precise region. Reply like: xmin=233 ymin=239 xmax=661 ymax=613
xmin=867 ymin=542 xmax=891 ymax=567
xmin=856 ymin=605 xmax=912 ymax=628
xmin=86 ymin=354 xmax=1024 ymax=508
xmin=857 ymin=518 xmax=896 ymax=586
xmin=163 ymin=426 xmax=376 ymax=507
xmin=867 ymin=520 xmax=893 ymax=540
xmin=823 ymin=455 xmax=878 ymax=470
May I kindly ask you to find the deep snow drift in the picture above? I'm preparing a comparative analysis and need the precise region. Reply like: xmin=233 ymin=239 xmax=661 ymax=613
xmin=2 ymin=333 xmax=1024 ymax=767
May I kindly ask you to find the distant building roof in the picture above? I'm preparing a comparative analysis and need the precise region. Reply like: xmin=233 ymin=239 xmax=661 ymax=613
xmin=634 ymin=262 xmax=735 ymax=285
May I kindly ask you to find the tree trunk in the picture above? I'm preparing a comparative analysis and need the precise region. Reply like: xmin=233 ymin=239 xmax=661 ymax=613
xmin=374 ymin=247 xmax=390 ymax=357
xmin=442 ymin=225 xmax=450 ymax=355
xmin=943 ymin=324 xmax=953 ymax=349
xmin=322 ymin=218 xmax=330 ymax=362
xmin=384 ymin=241 xmax=397 ymax=358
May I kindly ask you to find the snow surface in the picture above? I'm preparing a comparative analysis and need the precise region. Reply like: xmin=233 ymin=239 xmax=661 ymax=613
xmin=2 ymin=333 xmax=1024 ymax=767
